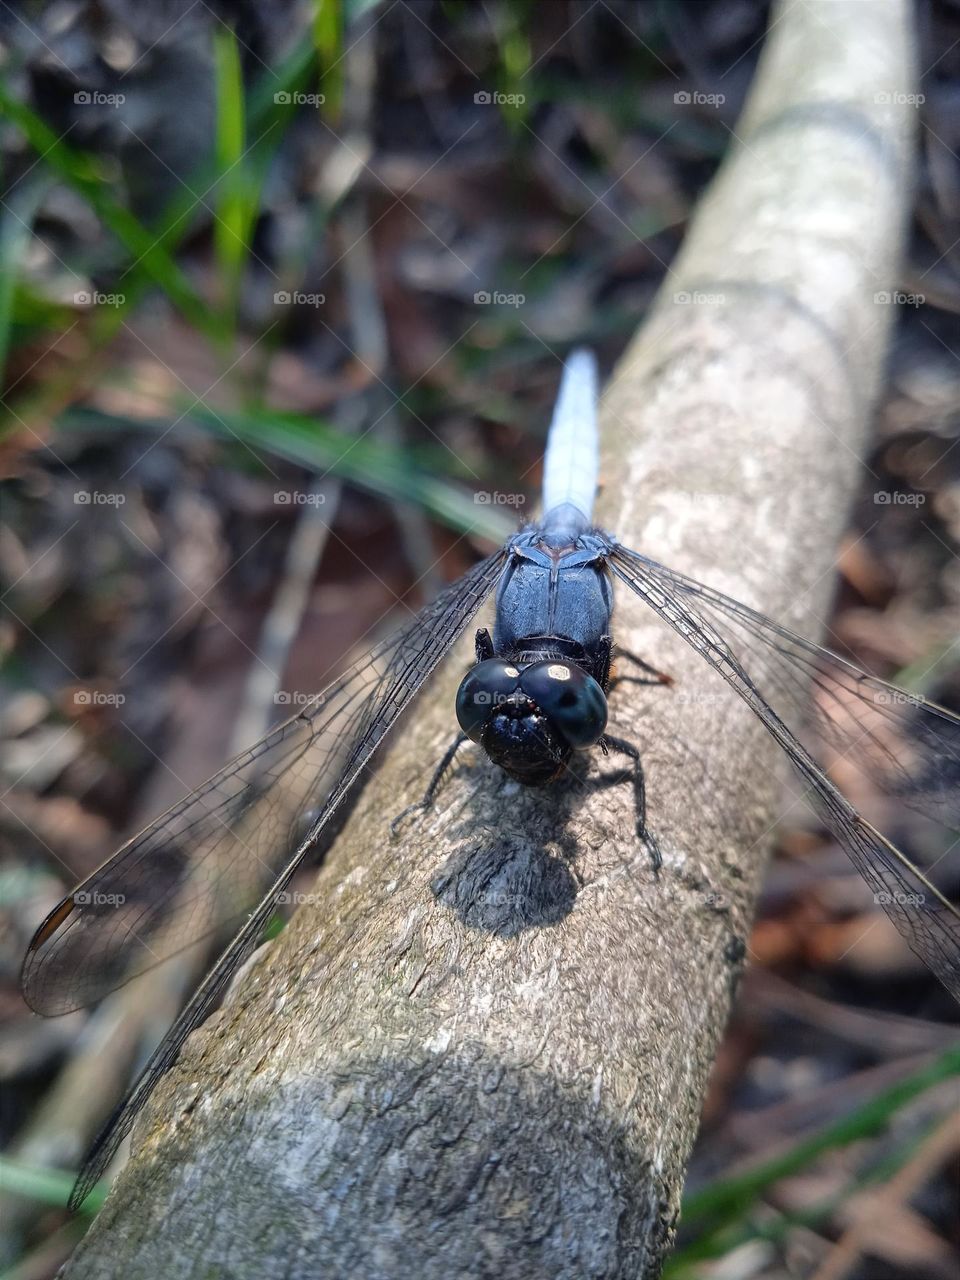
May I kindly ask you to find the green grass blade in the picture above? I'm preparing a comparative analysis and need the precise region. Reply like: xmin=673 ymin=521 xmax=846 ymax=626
xmin=665 ymin=1113 xmax=949 ymax=1277
xmin=675 ymin=1044 xmax=960 ymax=1244
xmin=0 ymin=175 xmax=50 ymax=384
xmin=0 ymin=41 xmax=320 ymax=432
xmin=212 ymin=25 xmax=251 ymax=331
xmin=55 ymin=405 xmax=518 ymax=542
xmin=0 ymin=1155 xmax=106 ymax=1215
xmin=188 ymin=404 xmax=517 ymax=539
xmin=313 ymin=0 xmax=344 ymax=119
xmin=0 ymin=84 xmax=218 ymax=339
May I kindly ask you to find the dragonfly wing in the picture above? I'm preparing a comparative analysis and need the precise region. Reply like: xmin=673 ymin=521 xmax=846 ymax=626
xmin=23 ymin=707 xmax=356 ymax=1016
xmin=606 ymin=541 xmax=960 ymax=1002
xmin=57 ymin=546 xmax=505 ymax=1207
xmin=23 ymin=549 xmax=504 ymax=1018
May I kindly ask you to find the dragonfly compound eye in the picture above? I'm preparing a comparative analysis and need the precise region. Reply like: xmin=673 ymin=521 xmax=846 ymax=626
xmin=455 ymin=659 xmax=523 ymax=742
xmin=519 ymin=661 xmax=608 ymax=748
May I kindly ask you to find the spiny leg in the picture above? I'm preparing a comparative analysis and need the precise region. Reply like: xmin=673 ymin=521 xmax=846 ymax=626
xmin=597 ymin=733 xmax=662 ymax=872
xmin=475 ymin=627 xmax=495 ymax=662
xmin=390 ymin=630 xmax=491 ymax=838
xmin=390 ymin=731 xmax=470 ymax=837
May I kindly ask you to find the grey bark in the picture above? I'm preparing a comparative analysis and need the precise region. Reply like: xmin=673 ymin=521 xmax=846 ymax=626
xmin=64 ymin=2 xmax=917 ymax=1276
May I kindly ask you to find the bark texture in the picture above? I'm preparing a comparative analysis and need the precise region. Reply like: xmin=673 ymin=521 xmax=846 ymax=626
xmin=65 ymin=2 xmax=917 ymax=1276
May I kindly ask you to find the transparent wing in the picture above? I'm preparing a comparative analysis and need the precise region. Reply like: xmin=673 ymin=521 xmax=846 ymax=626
xmin=52 ymin=547 xmax=505 ymax=1208
xmin=606 ymin=541 xmax=960 ymax=1002
xmin=23 ymin=550 xmax=504 ymax=1018
xmin=22 ymin=704 xmax=355 ymax=1015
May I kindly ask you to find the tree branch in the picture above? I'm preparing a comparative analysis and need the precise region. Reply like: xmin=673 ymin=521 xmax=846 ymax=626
xmin=64 ymin=2 xmax=917 ymax=1276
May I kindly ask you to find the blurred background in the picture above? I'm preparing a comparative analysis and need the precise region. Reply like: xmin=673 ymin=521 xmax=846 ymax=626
xmin=1 ymin=1 xmax=958 ymax=1277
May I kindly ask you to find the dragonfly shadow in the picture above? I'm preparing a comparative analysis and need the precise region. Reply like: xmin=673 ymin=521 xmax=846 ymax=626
xmin=431 ymin=828 xmax=579 ymax=936
xmin=427 ymin=756 xmax=642 ymax=937
xmin=424 ymin=722 xmax=713 ymax=938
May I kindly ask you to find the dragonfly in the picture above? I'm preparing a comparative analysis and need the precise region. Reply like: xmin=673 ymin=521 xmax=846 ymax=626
xmin=22 ymin=349 xmax=960 ymax=1210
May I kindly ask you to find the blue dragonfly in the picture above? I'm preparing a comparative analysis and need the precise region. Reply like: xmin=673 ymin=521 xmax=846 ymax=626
xmin=22 ymin=350 xmax=960 ymax=1209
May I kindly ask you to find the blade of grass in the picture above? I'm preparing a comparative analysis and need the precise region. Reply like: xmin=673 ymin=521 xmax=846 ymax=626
xmin=0 ymin=31 xmax=307 ymax=350
xmin=212 ymin=25 xmax=252 ymax=334
xmin=0 ymin=175 xmax=50 ymax=385
xmin=190 ymin=404 xmax=517 ymax=539
xmin=313 ymin=0 xmax=344 ymax=120
xmin=0 ymin=41 xmax=316 ymax=435
xmin=0 ymin=1155 xmax=106 ymax=1215
xmin=664 ymin=1044 xmax=960 ymax=1274
xmin=9 ymin=281 xmax=76 ymax=333
xmin=0 ymin=84 xmax=219 ymax=340
xmin=247 ymin=27 xmax=318 ymax=121
xmin=496 ymin=1 xmax=533 ymax=129
xmin=665 ymin=1113 xmax=951 ymax=1277
xmin=113 ymin=36 xmax=315 ymax=281
xmin=55 ymin=405 xmax=518 ymax=542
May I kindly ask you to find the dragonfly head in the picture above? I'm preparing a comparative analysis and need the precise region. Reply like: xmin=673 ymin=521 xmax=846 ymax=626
xmin=455 ymin=657 xmax=608 ymax=785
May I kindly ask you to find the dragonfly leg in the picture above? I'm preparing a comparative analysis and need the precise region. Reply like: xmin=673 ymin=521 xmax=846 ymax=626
xmin=597 ymin=733 xmax=662 ymax=872
xmin=390 ymin=732 xmax=471 ymax=837
xmin=475 ymin=627 xmax=495 ymax=662
xmin=596 ymin=634 xmax=614 ymax=689
xmin=609 ymin=646 xmax=674 ymax=691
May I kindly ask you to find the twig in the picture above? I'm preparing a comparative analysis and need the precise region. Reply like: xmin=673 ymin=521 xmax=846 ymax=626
xmin=809 ymin=1112 xmax=960 ymax=1280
